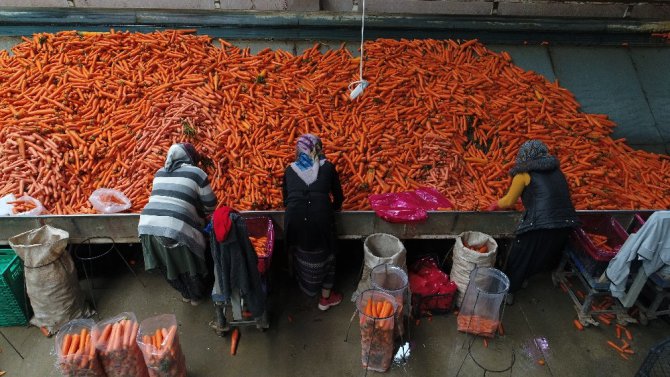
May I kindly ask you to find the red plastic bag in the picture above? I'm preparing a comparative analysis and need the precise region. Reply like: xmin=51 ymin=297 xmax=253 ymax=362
xmin=368 ymin=187 xmax=452 ymax=223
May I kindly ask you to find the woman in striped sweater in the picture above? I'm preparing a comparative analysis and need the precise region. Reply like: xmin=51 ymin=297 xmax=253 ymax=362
xmin=139 ymin=143 xmax=217 ymax=305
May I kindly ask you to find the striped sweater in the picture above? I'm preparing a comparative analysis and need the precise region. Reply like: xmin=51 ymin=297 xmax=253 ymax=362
xmin=138 ymin=164 xmax=217 ymax=259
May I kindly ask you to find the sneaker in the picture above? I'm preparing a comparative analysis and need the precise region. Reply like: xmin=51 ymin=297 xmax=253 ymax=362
xmin=505 ymin=293 xmax=515 ymax=306
xmin=181 ymin=297 xmax=190 ymax=303
xmin=318 ymin=292 xmax=343 ymax=311
xmin=190 ymin=299 xmax=202 ymax=306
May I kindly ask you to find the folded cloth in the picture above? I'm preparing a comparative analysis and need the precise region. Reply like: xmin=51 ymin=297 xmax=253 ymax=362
xmin=213 ymin=206 xmax=237 ymax=242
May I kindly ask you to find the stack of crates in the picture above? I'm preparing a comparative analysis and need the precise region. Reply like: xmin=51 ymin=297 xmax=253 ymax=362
xmin=0 ymin=248 xmax=30 ymax=326
xmin=569 ymin=215 xmax=629 ymax=278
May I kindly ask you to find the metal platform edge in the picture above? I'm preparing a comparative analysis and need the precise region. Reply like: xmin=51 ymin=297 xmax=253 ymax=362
xmin=0 ymin=210 xmax=655 ymax=244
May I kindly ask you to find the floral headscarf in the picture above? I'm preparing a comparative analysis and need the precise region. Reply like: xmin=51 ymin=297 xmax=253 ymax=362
xmin=290 ymin=134 xmax=326 ymax=185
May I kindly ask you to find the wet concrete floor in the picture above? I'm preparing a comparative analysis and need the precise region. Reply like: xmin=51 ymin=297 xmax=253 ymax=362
xmin=1 ymin=242 xmax=668 ymax=377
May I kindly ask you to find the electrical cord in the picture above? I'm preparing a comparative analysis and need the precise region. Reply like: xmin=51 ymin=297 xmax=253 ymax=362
xmin=349 ymin=0 xmax=368 ymax=99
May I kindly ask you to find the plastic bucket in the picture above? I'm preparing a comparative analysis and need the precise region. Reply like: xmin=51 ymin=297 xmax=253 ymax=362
xmin=357 ymin=289 xmax=397 ymax=373
xmin=457 ymin=267 xmax=509 ymax=338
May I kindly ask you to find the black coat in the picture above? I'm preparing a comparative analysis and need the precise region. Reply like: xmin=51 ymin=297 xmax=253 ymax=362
xmin=517 ymin=169 xmax=579 ymax=234
xmin=210 ymin=213 xmax=265 ymax=318
xmin=282 ymin=161 xmax=344 ymax=252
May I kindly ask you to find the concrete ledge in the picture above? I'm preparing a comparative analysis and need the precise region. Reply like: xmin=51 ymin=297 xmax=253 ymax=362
xmin=497 ymin=1 xmax=628 ymax=17
xmin=367 ymin=0 xmax=493 ymax=15
xmin=73 ymin=0 xmax=215 ymax=9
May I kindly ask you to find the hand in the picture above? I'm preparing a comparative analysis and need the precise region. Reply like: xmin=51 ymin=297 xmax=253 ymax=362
xmin=486 ymin=202 xmax=500 ymax=211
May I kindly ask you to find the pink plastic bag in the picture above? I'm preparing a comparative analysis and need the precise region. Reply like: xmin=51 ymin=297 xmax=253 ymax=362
xmin=368 ymin=187 xmax=452 ymax=223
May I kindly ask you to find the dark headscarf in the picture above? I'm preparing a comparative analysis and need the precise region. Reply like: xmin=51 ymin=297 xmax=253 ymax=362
xmin=164 ymin=143 xmax=199 ymax=173
xmin=509 ymin=140 xmax=559 ymax=176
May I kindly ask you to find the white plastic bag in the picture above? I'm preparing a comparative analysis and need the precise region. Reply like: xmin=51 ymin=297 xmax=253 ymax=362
xmin=7 ymin=194 xmax=44 ymax=216
xmin=89 ymin=188 xmax=132 ymax=214
xmin=0 ymin=193 xmax=16 ymax=216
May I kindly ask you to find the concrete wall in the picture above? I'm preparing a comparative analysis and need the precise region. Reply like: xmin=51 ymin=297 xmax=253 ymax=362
xmin=1 ymin=0 xmax=669 ymax=18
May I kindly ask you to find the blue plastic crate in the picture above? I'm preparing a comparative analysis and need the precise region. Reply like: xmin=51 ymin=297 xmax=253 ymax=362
xmin=0 ymin=249 xmax=30 ymax=327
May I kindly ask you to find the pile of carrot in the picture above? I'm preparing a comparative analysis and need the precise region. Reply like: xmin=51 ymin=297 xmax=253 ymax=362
xmin=361 ymin=297 xmax=395 ymax=329
xmin=58 ymin=327 xmax=106 ymax=377
xmin=457 ymin=314 xmax=500 ymax=338
xmin=585 ymin=233 xmax=614 ymax=252
xmin=7 ymin=198 xmax=37 ymax=214
xmin=608 ymin=324 xmax=635 ymax=360
xmin=94 ymin=318 xmax=149 ymax=377
xmin=0 ymin=30 xmax=669 ymax=213
xmin=138 ymin=325 xmax=186 ymax=377
xmin=464 ymin=242 xmax=489 ymax=254
xmin=249 ymin=235 xmax=269 ymax=257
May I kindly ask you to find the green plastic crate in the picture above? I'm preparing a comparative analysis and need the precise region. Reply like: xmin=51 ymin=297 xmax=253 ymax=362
xmin=0 ymin=248 xmax=29 ymax=327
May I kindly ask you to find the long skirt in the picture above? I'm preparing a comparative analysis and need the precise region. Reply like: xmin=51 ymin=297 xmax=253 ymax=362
xmin=504 ymin=227 xmax=570 ymax=293
xmin=294 ymin=247 xmax=336 ymax=297
xmin=140 ymin=234 xmax=212 ymax=301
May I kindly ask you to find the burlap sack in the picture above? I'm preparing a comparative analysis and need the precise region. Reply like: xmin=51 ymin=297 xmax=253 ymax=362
xmin=449 ymin=231 xmax=498 ymax=306
xmin=9 ymin=225 xmax=92 ymax=335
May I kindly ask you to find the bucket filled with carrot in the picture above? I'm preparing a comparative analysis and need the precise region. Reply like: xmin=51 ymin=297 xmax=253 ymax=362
xmin=357 ymin=289 xmax=397 ymax=373
xmin=370 ymin=264 xmax=409 ymax=338
xmin=56 ymin=319 xmax=106 ymax=377
xmin=92 ymin=312 xmax=149 ymax=377
xmin=457 ymin=267 xmax=509 ymax=338
xmin=137 ymin=314 xmax=186 ymax=377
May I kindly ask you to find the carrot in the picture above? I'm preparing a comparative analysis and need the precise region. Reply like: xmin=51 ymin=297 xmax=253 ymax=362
xmin=68 ymin=334 xmax=80 ymax=356
xmin=61 ymin=334 xmax=72 ymax=355
xmin=155 ymin=328 xmax=163 ymax=348
xmin=483 ymin=338 xmax=488 ymax=348
xmin=616 ymin=326 xmax=622 ymax=339
xmin=497 ymin=323 xmax=504 ymax=336
xmin=573 ymin=319 xmax=584 ymax=331
xmin=379 ymin=301 xmax=393 ymax=318
xmin=625 ymin=328 xmax=633 ymax=340
xmin=230 ymin=328 xmax=240 ymax=356
xmin=607 ymin=341 xmax=624 ymax=353
xmin=164 ymin=325 xmax=177 ymax=350
xmin=99 ymin=324 xmax=112 ymax=344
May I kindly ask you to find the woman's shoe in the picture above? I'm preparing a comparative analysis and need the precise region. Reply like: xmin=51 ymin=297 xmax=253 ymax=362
xmin=318 ymin=292 xmax=343 ymax=311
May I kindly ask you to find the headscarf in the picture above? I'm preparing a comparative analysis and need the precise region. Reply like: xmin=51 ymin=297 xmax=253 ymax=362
xmin=164 ymin=143 xmax=199 ymax=173
xmin=290 ymin=134 xmax=326 ymax=185
xmin=509 ymin=140 xmax=560 ymax=176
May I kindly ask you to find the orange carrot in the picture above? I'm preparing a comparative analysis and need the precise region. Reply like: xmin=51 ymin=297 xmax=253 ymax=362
xmin=573 ymin=319 xmax=584 ymax=331
xmin=230 ymin=328 xmax=240 ymax=356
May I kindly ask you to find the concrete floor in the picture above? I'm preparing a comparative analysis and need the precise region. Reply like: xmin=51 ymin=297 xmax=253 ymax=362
xmin=1 ymin=243 xmax=669 ymax=377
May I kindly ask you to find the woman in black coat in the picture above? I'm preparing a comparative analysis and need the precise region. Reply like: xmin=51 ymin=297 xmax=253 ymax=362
xmin=282 ymin=134 xmax=345 ymax=311
xmin=488 ymin=140 xmax=578 ymax=305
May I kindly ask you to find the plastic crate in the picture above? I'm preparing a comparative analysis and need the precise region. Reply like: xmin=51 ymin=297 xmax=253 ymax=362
xmin=409 ymin=255 xmax=457 ymax=317
xmin=0 ymin=248 xmax=30 ymax=327
xmin=629 ymin=212 xmax=653 ymax=234
xmin=244 ymin=216 xmax=275 ymax=276
xmin=571 ymin=215 xmax=629 ymax=262
xmin=636 ymin=338 xmax=670 ymax=377
xmin=411 ymin=291 xmax=456 ymax=317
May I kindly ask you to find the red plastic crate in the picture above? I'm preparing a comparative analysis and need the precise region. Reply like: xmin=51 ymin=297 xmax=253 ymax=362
xmin=244 ymin=217 xmax=275 ymax=276
xmin=629 ymin=212 xmax=652 ymax=234
xmin=571 ymin=215 xmax=629 ymax=262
